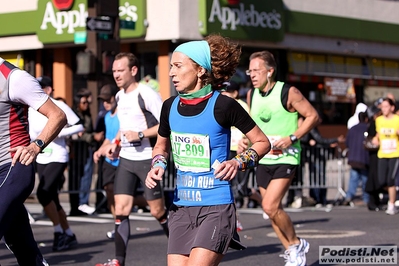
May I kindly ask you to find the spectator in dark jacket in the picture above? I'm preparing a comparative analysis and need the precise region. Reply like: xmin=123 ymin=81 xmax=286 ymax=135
xmin=303 ymin=116 xmax=345 ymax=206
xmin=343 ymin=112 xmax=369 ymax=206
xmin=365 ymin=104 xmax=383 ymax=211
xmin=71 ymin=88 xmax=102 ymax=215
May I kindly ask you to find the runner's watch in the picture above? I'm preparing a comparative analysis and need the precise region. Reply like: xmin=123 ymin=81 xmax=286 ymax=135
xmin=289 ymin=134 xmax=298 ymax=144
xmin=138 ymin=131 xmax=144 ymax=141
xmin=33 ymin=139 xmax=45 ymax=151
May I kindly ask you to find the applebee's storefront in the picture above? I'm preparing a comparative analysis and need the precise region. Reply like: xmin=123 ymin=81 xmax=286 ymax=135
xmin=0 ymin=0 xmax=149 ymax=111
xmin=1 ymin=0 xmax=399 ymax=130
xmin=198 ymin=0 xmax=399 ymax=133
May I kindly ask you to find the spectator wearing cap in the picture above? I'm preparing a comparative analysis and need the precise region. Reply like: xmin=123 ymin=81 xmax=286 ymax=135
xmin=72 ymin=88 xmax=100 ymax=215
xmin=95 ymin=84 xmax=120 ymax=140
xmin=37 ymin=76 xmax=54 ymax=97
xmin=29 ymin=76 xmax=84 ymax=251
xmin=98 ymin=84 xmax=119 ymax=103
xmin=93 ymin=84 xmax=121 ymax=239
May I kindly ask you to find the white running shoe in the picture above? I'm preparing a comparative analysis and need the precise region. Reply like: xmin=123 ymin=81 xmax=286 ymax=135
xmin=236 ymin=220 xmax=243 ymax=232
xmin=78 ymin=204 xmax=95 ymax=215
xmin=386 ymin=208 xmax=397 ymax=215
xmin=280 ymin=238 xmax=310 ymax=266
xmin=106 ymin=230 xmax=115 ymax=239
xmin=386 ymin=203 xmax=398 ymax=215
xmin=291 ymin=197 xmax=302 ymax=209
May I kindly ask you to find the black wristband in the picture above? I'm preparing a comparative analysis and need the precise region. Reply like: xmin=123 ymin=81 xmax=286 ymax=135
xmin=289 ymin=134 xmax=298 ymax=144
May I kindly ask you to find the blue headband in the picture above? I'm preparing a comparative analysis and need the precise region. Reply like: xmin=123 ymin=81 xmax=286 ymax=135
xmin=174 ymin=40 xmax=212 ymax=72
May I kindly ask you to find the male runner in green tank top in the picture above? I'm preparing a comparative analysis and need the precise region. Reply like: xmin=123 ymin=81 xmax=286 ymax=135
xmin=239 ymin=51 xmax=319 ymax=266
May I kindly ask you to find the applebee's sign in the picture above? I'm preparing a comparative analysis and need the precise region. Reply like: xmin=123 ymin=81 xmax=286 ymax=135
xmin=40 ymin=0 xmax=87 ymax=34
xmin=200 ymin=0 xmax=285 ymax=41
xmin=37 ymin=0 xmax=145 ymax=43
xmin=209 ymin=0 xmax=282 ymax=31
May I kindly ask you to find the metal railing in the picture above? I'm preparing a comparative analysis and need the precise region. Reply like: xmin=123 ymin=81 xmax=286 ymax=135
xmin=62 ymin=142 xmax=348 ymax=212
xmin=290 ymin=146 xmax=348 ymax=202
xmin=150 ymin=145 xmax=349 ymax=199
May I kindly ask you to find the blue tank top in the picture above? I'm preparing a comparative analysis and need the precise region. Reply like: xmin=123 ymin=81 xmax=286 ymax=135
xmin=104 ymin=111 xmax=120 ymax=167
xmin=169 ymin=91 xmax=233 ymax=206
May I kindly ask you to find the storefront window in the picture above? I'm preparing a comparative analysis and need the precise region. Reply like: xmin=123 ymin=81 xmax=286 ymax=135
xmin=293 ymin=81 xmax=354 ymax=125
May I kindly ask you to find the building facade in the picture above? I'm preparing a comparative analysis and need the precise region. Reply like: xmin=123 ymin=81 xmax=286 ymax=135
xmin=1 ymin=0 xmax=399 ymax=132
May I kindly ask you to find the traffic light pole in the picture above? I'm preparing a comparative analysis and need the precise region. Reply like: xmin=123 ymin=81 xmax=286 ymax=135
xmin=69 ymin=0 xmax=120 ymax=215
xmin=86 ymin=0 xmax=119 ymax=120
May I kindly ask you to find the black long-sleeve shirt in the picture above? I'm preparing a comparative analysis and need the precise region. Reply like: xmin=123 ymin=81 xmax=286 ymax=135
xmin=301 ymin=127 xmax=338 ymax=148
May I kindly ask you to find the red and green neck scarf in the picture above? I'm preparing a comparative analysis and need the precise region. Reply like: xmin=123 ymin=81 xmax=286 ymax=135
xmin=178 ymin=84 xmax=213 ymax=105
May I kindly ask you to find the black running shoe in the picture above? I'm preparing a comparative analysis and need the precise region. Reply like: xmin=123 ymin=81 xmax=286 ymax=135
xmin=64 ymin=234 xmax=78 ymax=249
xmin=52 ymin=232 xmax=66 ymax=251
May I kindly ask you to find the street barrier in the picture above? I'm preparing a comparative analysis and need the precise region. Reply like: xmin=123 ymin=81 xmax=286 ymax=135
xmin=145 ymin=145 xmax=349 ymax=203
xmin=291 ymin=146 xmax=348 ymax=203
xmin=66 ymin=139 xmax=106 ymax=215
xmin=232 ymin=146 xmax=349 ymax=205
xmin=55 ymin=142 xmax=348 ymax=214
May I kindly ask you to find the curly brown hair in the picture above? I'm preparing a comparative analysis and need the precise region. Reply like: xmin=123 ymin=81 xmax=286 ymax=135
xmin=202 ymin=34 xmax=241 ymax=90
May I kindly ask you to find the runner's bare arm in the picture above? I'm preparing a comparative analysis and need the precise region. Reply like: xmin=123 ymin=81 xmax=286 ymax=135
xmin=287 ymin=86 xmax=319 ymax=139
xmin=152 ymin=135 xmax=171 ymax=159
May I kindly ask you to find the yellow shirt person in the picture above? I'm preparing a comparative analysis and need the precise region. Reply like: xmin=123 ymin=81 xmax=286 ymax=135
xmin=375 ymin=114 xmax=399 ymax=158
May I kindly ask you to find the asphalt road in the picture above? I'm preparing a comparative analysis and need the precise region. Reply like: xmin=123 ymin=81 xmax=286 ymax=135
xmin=1 ymin=203 xmax=398 ymax=266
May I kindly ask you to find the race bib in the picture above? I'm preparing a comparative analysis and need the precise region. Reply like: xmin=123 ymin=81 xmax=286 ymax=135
xmin=41 ymin=147 xmax=53 ymax=157
xmin=264 ymin=135 xmax=283 ymax=159
xmin=120 ymin=133 xmax=141 ymax=147
xmin=170 ymin=131 xmax=210 ymax=172
xmin=381 ymin=139 xmax=397 ymax=153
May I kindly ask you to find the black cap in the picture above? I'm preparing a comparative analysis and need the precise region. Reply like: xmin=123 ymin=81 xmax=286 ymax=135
xmin=225 ymin=81 xmax=240 ymax=92
xmin=37 ymin=76 xmax=53 ymax=88
xmin=98 ymin=84 xmax=118 ymax=101
xmin=374 ymin=97 xmax=384 ymax=107
xmin=366 ymin=105 xmax=381 ymax=119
